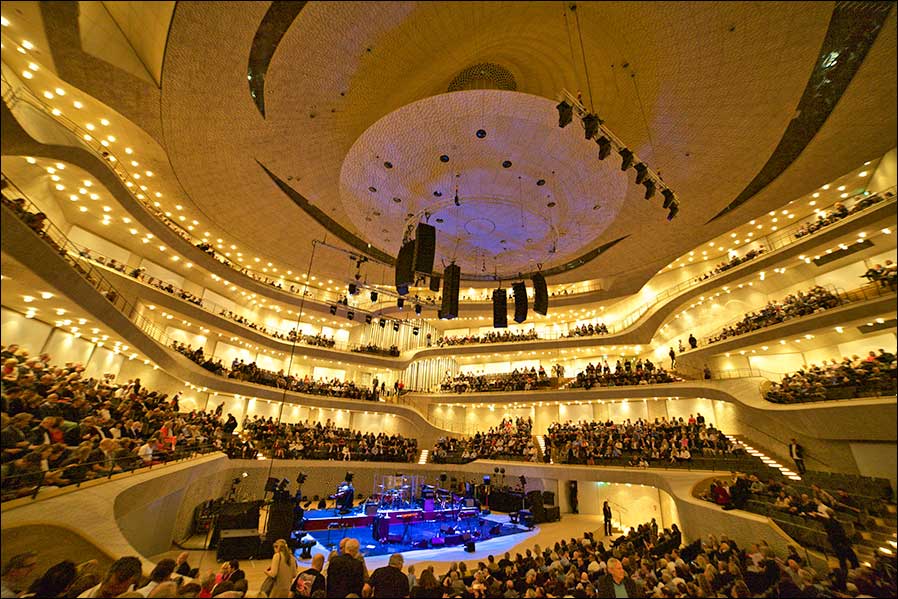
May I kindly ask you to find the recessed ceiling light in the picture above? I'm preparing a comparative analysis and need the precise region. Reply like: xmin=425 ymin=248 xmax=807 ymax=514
xmin=822 ymin=184 xmax=830 ymax=190
xmin=21 ymin=70 xmax=33 ymax=79
xmin=837 ymin=185 xmax=845 ymax=191
xmin=858 ymin=171 xmax=867 ymax=177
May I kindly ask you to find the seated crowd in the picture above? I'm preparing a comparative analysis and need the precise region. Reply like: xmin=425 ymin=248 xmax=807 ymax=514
xmin=565 ymin=322 xmax=609 ymax=337
xmin=862 ymin=261 xmax=898 ymax=290
xmin=432 ymin=417 xmax=537 ymax=463
xmin=437 ymin=329 xmax=540 ymax=347
xmin=794 ymin=192 xmax=888 ymax=239
xmin=440 ymin=367 xmax=549 ymax=393
xmin=765 ymin=349 xmax=897 ymax=403
xmin=351 ymin=343 xmax=400 ymax=357
xmin=171 ymin=342 xmax=384 ymax=401
xmin=241 ymin=417 xmax=418 ymax=462
xmin=5 ymin=518 xmax=895 ymax=599
xmin=706 ymin=285 xmax=841 ymax=345
xmin=568 ymin=358 xmax=683 ymax=389
xmin=544 ymin=415 xmax=744 ymax=467
xmin=695 ymin=246 xmax=766 ymax=283
xmin=1 ymin=345 xmax=227 ymax=501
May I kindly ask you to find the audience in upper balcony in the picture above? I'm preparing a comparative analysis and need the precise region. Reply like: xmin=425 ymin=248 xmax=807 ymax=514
xmin=705 ymin=285 xmax=841 ymax=345
xmin=171 ymin=341 xmax=385 ymax=400
xmin=545 ymin=416 xmax=742 ymax=467
xmin=862 ymin=260 xmax=898 ymax=289
xmin=568 ymin=358 xmax=683 ymax=389
xmin=431 ymin=417 xmax=536 ymax=463
xmin=0 ymin=345 xmax=225 ymax=500
xmin=440 ymin=367 xmax=549 ymax=393
xmin=695 ymin=246 xmax=767 ymax=283
xmin=794 ymin=191 xmax=888 ymax=239
xmin=437 ymin=329 xmax=539 ymax=347
xmin=565 ymin=321 xmax=609 ymax=337
xmin=764 ymin=349 xmax=897 ymax=403
xmin=240 ymin=417 xmax=417 ymax=462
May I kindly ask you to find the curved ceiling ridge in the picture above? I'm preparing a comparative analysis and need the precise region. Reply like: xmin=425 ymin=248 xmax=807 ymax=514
xmin=247 ymin=1 xmax=307 ymax=117
xmin=709 ymin=1 xmax=894 ymax=222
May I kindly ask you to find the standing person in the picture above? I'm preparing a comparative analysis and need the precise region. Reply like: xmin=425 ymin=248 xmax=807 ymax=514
xmin=788 ymin=438 xmax=806 ymax=475
xmin=689 ymin=334 xmax=698 ymax=349
xmin=326 ymin=538 xmax=365 ymax=598
xmin=822 ymin=508 xmax=859 ymax=574
xmin=669 ymin=347 xmax=677 ymax=369
xmin=365 ymin=553 xmax=409 ymax=598
xmin=263 ymin=539 xmax=297 ymax=598
xmin=597 ymin=558 xmax=643 ymax=597
xmin=603 ymin=501 xmax=613 ymax=536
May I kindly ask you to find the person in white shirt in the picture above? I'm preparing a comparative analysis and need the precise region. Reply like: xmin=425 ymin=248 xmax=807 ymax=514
xmin=138 ymin=439 xmax=157 ymax=464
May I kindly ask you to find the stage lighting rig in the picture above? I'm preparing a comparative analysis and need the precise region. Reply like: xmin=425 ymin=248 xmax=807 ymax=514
xmin=556 ymin=100 xmax=573 ymax=128
xmin=662 ymin=188 xmax=676 ymax=209
xmin=329 ymin=305 xmax=337 ymax=315
xmin=597 ymin=136 xmax=612 ymax=160
xmin=634 ymin=163 xmax=648 ymax=185
xmin=618 ymin=148 xmax=634 ymax=171
xmin=582 ymin=113 xmax=600 ymax=139
xmin=643 ymin=179 xmax=656 ymax=200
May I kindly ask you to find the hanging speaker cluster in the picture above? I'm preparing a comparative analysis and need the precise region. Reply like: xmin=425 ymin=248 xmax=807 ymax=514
xmin=512 ymin=282 xmax=527 ymax=323
xmin=532 ymin=273 xmax=548 ymax=316
xmin=492 ymin=289 xmax=508 ymax=328
xmin=395 ymin=222 xmax=437 ymax=295
xmin=488 ymin=274 xmax=549 ymax=327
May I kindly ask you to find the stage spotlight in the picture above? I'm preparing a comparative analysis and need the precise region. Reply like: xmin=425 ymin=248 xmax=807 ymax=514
xmin=329 ymin=305 xmax=337 ymax=315
xmin=397 ymin=297 xmax=405 ymax=310
xmin=415 ymin=304 xmax=422 ymax=315
xmin=365 ymin=314 xmax=372 ymax=324
xmin=379 ymin=318 xmax=386 ymax=328
xmin=667 ymin=200 xmax=680 ymax=221
xmin=370 ymin=291 xmax=378 ymax=302
xmin=662 ymin=188 xmax=676 ymax=209
xmin=347 ymin=310 xmax=354 ymax=321
xmin=597 ymin=136 xmax=612 ymax=160
xmin=556 ymin=100 xmax=573 ymax=128
xmin=582 ymin=113 xmax=599 ymax=139
xmin=618 ymin=148 xmax=634 ymax=171
xmin=643 ymin=179 xmax=656 ymax=200
xmin=393 ymin=321 xmax=400 ymax=332
xmin=413 ymin=327 xmax=419 ymax=336
xmin=634 ymin=163 xmax=648 ymax=185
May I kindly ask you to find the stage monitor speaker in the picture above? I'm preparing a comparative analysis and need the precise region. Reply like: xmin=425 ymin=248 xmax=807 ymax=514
xmin=465 ymin=541 xmax=476 ymax=553
xmin=492 ymin=289 xmax=508 ymax=328
xmin=527 ymin=490 xmax=544 ymax=508
xmin=429 ymin=275 xmax=441 ymax=292
xmin=217 ymin=530 xmax=259 ymax=561
xmin=512 ymin=282 xmax=527 ymax=323
xmin=413 ymin=223 xmax=436 ymax=274
xmin=218 ymin=501 xmax=262 ymax=530
xmin=395 ymin=241 xmax=415 ymax=291
xmin=542 ymin=491 xmax=556 ymax=507
xmin=532 ymin=273 xmax=548 ymax=315
xmin=440 ymin=263 xmax=460 ymax=319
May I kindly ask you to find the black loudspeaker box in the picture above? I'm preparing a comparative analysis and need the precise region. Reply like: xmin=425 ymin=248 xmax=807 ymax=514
xmin=429 ymin=275 xmax=441 ymax=292
xmin=217 ymin=529 xmax=259 ymax=561
xmin=465 ymin=541 xmax=476 ymax=552
xmin=492 ymin=288 xmax=507 ymax=328
xmin=395 ymin=241 xmax=415 ymax=289
xmin=413 ymin=223 xmax=436 ymax=274
xmin=440 ymin=263 xmax=460 ymax=319
xmin=512 ymin=281 xmax=527 ymax=323
xmin=532 ymin=273 xmax=548 ymax=315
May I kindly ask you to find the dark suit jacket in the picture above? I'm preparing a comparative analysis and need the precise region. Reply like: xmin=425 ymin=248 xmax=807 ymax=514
xmin=596 ymin=574 xmax=642 ymax=598
xmin=326 ymin=553 xmax=365 ymax=598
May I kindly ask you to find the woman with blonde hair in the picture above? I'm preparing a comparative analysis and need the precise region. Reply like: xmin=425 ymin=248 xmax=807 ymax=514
xmin=263 ymin=538 xmax=296 ymax=598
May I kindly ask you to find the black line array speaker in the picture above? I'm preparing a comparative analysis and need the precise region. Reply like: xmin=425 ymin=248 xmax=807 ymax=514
xmin=265 ymin=501 xmax=294 ymax=544
xmin=395 ymin=241 xmax=415 ymax=292
xmin=532 ymin=273 xmax=548 ymax=315
xmin=492 ymin=289 xmax=508 ymax=328
xmin=429 ymin=275 xmax=441 ymax=292
xmin=441 ymin=263 xmax=460 ymax=319
xmin=512 ymin=282 xmax=527 ymax=323
xmin=413 ymin=223 xmax=436 ymax=275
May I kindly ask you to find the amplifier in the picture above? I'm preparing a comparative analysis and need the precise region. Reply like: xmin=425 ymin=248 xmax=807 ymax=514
xmin=217 ymin=529 xmax=259 ymax=561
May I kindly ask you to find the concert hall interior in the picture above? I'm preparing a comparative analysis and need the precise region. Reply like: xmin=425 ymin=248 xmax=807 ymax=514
xmin=1 ymin=2 xmax=897 ymax=598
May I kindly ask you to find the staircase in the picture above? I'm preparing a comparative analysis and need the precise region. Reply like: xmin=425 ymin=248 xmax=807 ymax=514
xmin=726 ymin=435 xmax=802 ymax=480
xmin=536 ymin=435 xmax=552 ymax=464
xmin=855 ymin=504 xmax=898 ymax=565
xmin=417 ymin=449 xmax=429 ymax=464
